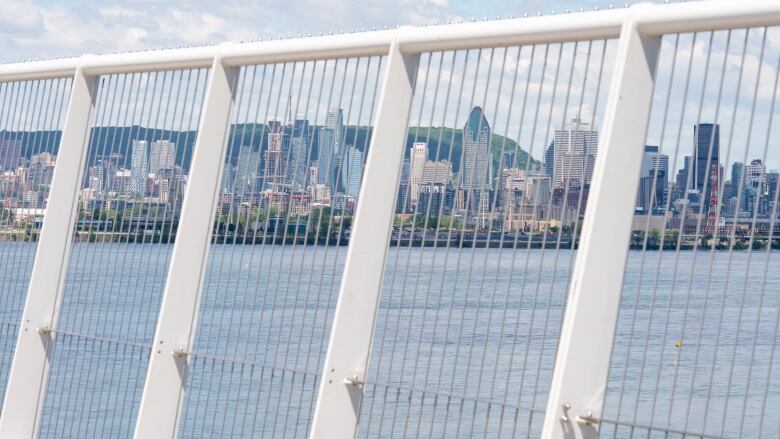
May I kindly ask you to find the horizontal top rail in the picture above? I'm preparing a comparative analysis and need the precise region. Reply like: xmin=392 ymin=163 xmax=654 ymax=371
xmin=0 ymin=1 xmax=779 ymax=82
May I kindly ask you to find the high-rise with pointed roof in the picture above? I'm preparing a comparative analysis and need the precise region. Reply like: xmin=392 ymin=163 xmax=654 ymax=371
xmin=458 ymin=106 xmax=493 ymax=220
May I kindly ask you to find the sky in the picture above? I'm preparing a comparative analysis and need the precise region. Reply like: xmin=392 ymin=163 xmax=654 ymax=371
xmin=1 ymin=0 xmax=779 ymax=174
xmin=0 ymin=0 xmax=668 ymax=62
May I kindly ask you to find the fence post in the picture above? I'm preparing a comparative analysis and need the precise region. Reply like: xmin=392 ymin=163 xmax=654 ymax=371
xmin=309 ymin=36 xmax=418 ymax=438
xmin=541 ymin=6 xmax=660 ymax=439
xmin=133 ymin=54 xmax=237 ymax=438
xmin=0 ymin=66 xmax=97 ymax=437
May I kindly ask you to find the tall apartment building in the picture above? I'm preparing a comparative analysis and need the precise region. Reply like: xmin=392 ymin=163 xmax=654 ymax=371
xmin=149 ymin=140 xmax=176 ymax=174
xmin=552 ymin=118 xmax=598 ymax=189
xmin=128 ymin=140 xmax=148 ymax=196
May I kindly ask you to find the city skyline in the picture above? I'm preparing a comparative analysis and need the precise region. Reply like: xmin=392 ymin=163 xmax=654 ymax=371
xmin=1 ymin=103 xmax=778 ymax=241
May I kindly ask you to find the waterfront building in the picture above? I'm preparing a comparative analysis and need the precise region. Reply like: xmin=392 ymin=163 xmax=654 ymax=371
xmin=458 ymin=106 xmax=492 ymax=219
xmin=731 ymin=161 xmax=745 ymax=200
xmin=264 ymin=122 xmax=286 ymax=189
xmin=408 ymin=141 xmax=452 ymax=207
xmin=0 ymin=137 xmax=21 ymax=171
xmin=544 ymin=142 xmax=555 ymax=178
xmin=692 ymin=123 xmax=720 ymax=197
xmin=673 ymin=155 xmax=693 ymax=201
xmin=396 ymin=158 xmax=411 ymax=213
xmin=745 ymin=159 xmax=767 ymax=195
xmin=501 ymin=169 xmax=551 ymax=220
xmin=417 ymin=183 xmax=455 ymax=217
xmin=422 ymin=160 xmax=451 ymax=186
xmin=128 ymin=140 xmax=148 ymax=196
xmin=409 ymin=142 xmax=427 ymax=202
xmin=115 ymin=169 xmax=132 ymax=195
xmin=28 ymin=152 xmax=56 ymax=186
xmin=343 ymin=146 xmax=363 ymax=197
xmin=317 ymin=108 xmax=344 ymax=191
xmin=636 ymin=145 xmax=669 ymax=214
xmin=311 ymin=183 xmax=330 ymax=203
xmin=500 ymin=151 xmax=515 ymax=173
xmin=287 ymin=119 xmax=310 ymax=190
xmin=30 ymin=152 xmax=56 ymax=167
xmin=149 ymin=140 xmax=176 ymax=174
xmin=552 ymin=118 xmax=598 ymax=189
xmin=235 ymin=147 xmax=261 ymax=194
xmin=288 ymin=193 xmax=313 ymax=216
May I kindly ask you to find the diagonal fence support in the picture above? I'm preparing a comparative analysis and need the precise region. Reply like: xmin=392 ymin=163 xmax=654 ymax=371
xmin=133 ymin=54 xmax=238 ymax=438
xmin=541 ymin=6 xmax=661 ymax=439
xmin=309 ymin=36 xmax=419 ymax=439
xmin=0 ymin=66 xmax=97 ymax=437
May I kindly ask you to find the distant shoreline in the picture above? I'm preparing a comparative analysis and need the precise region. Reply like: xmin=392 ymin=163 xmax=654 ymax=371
xmin=1 ymin=232 xmax=778 ymax=251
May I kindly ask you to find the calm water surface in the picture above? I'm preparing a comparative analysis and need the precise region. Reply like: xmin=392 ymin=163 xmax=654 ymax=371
xmin=0 ymin=243 xmax=776 ymax=438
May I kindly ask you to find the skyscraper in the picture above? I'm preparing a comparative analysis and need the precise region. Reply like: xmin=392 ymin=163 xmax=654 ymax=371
xmin=731 ymin=161 xmax=745 ymax=199
xmin=0 ymin=137 xmax=22 ymax=171
xmin=544 ymin=142 xmax=555 ymax=178
xmin=459 ymin=106 xmax=492 ymax=191
xmin=500 ymin=151 xmax=515 ymax=172
xmin=409 ymin=142 xmax=428 ymax=203
xmin=128 ymin=140 xmax=148 ymax=196
xmin=745 ymin=159 xmax=766 ymax=195
xmin=552 ymin=118 xmax=599 ymax=188
xmin=149 ymin=140 xmax=176 ymax=174
xmin=264 ymin=122 xmax=286 ymax=188
xmin=674 ymin=155 xmax=693 ymax=201
xmin=287 ymin=119 xmax=310 ymax=190
xmin=317 ymin=108 xmax=344 ymax=191
xmin=343 ymin=146 xmax=363 ymax=197
xmin=235 ymin=147 xmax=261 ymax=193
xmin=692 ymin=123 xmax=720 ymax=194
xmin=636 ymin=145 xmax=669 ymax=213
xmin=458 ymin=106 xmax=493 ymax=219
xmin=396 ymin=158 xmax=411 ymax=213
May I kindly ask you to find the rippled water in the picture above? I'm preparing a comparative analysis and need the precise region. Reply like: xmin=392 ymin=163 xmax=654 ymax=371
xmin=0 ymin=243 xmax=777 ymax=438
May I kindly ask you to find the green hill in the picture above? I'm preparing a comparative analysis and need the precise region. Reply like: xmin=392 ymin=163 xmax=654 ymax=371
xmin=3 ymin=124 xmax=539 ymax=173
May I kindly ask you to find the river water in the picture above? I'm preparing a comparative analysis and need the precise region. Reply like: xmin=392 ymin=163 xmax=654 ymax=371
xmin=0 ymin=243 xmax=776 ymax=437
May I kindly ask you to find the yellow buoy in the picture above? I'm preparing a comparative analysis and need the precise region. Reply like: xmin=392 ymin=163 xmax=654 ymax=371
xmin=674 ymin=339 xmax=682 ymax=348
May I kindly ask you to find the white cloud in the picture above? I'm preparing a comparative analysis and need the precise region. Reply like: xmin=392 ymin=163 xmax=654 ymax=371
xmin=0 ymin=0 xmax=460 ymax=61
xmin=0 ymin=0 xmax=43 ymax=33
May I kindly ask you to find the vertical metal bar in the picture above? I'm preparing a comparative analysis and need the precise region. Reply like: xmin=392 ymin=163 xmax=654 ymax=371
xmin=309 ymin=35 xmax=419 ymax=439
xmin=133 ymin=54 xmax=237 ymax=438
xmin=541 ymin=6 xmax=660 ymax=439
xmin=0 ymin=67 xmax=96 ymax=438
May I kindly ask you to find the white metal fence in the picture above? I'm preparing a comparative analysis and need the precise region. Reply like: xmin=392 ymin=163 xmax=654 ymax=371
xmin=0 ymin=2 xmax=778 ymax=438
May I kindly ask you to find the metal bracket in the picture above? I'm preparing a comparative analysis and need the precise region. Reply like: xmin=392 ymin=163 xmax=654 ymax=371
xmin=576 ymin=411 xmax=600 ymax=427
xmin=560 ymin=403 xmax=571 ymax=423
xmin=344 ymin=374 xmax=364 ymax=388
xmin=36 ymin=325 xmax=52 ymax=336
xmin=171 ymin=346 xmax=188 ymax=358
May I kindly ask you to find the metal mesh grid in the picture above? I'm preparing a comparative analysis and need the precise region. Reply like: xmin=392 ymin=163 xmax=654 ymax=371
xmin=36 ymin=69 xmax=209 ymax=437
xmin=0 ymin=78 xmax=72 ymax=406
xmin=603 ymin=27 xmax=780 ymax=439
xmin=176 ymin=56 xmax=385 ymax=437
xmin=357 ymin=41 xmax=617 ymax=437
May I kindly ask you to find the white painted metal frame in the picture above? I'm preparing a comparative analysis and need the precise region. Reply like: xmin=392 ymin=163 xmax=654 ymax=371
xmin=133 ymin=53 xmax=238 ymax=438
xmin=541 ymin=7 xmax=661 ymax=439
xmin=0 ymin=2 xmax=779 ymax=438
xmin=0 ymin=67 xmax=97 ymax=438
xmin=308 ymin=37 xmax=419 ymax=438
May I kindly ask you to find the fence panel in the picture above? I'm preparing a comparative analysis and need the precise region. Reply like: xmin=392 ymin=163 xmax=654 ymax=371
xmin=174 ymin=55 xmax=385 ymax=437
xmin=602 ymin=26 xmax=780 ymax=439
xmin=0 ymin=78 xmax=72 ymax=405
xmin=356 ymin=40 xmax=617 ymax=437
xmin=32 ymin=69 xmax=209 ymax=437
